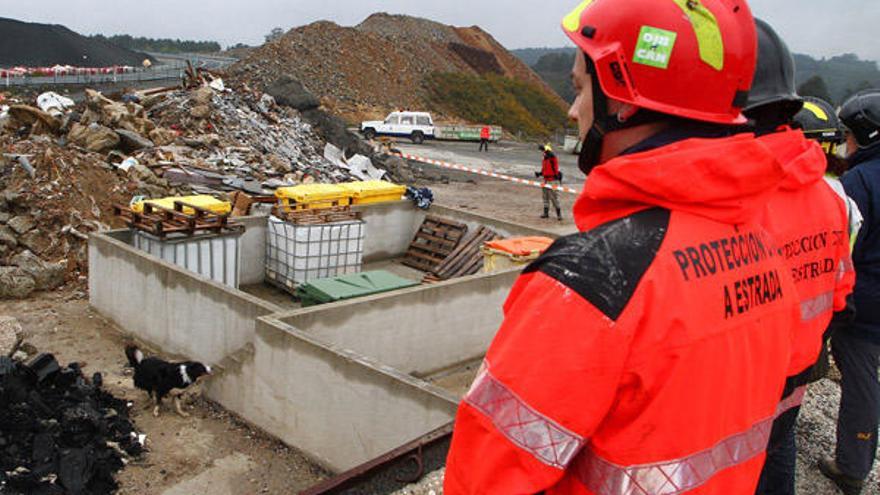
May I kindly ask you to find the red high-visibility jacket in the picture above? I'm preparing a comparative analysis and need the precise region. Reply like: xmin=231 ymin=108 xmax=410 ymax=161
xmin=445 ymin=132 xmax=837 ymax=495
xmin=542 ymin=153 xmax=560 ymax=181
xmin=756 ymin=130 xmax=855 ymax=386
xmin=481 ymin=126 xmax=491 ymax=139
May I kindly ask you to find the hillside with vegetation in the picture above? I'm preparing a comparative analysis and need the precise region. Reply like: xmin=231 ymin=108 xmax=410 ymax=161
xmin=91 ymin=35 xmax=221 ymax=54
xmin=426 ymin=73 xmax=568 ymax=137
xmin=512 ymin=48 xmax=880 ymax=105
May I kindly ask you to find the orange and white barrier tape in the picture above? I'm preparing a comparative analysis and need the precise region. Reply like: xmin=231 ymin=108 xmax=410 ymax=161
xmin=397 ymin=153 xmax=581 ymax=195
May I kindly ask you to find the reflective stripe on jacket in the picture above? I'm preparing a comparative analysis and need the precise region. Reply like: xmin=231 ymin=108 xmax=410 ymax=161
xmin=756 ymin=131 xmax=856 ymax=380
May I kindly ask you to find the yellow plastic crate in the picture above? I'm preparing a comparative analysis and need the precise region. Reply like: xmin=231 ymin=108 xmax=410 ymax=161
xmin=131 ymin=195 xmax=231 ymax=215
xmin=275 ymin=184 xmax=352 ymax=211
xmin=339 ymin=181 xmax=407 ymax=205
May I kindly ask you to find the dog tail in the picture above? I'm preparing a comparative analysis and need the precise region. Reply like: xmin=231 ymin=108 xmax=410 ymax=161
xmin=125 ymin=345 xmax=144 ymax=368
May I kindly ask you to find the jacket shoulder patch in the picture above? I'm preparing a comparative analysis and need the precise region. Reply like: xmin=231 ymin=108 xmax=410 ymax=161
xmin=524 ymin=208 xmax=671 ymax=320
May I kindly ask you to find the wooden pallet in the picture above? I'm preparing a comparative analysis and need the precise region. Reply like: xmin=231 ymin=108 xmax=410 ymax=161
xmin=402 ymin=216 xmax=468 ymax=272
xmin=271 ymin=205 xmax=362 ymax=225
xmin=114 ymin=201 xmax=242 ymax=238
xmin=424 ymin=227 xmax=501 ymax=282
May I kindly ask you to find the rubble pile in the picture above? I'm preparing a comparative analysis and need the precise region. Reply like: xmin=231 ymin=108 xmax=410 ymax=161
xmin=0 ymin=78 xmax=384 ymax=298
xmin=227 ymin=13 xmax=565 ymax=122
xmin=0 ymin=353 xmax=143 ymax=495
xmin=146 ymin=84 xmax=360 ymax=189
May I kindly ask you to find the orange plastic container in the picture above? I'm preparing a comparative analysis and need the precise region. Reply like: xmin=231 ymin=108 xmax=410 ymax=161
xmin=482 ymin=237 xmax=554 ymax=272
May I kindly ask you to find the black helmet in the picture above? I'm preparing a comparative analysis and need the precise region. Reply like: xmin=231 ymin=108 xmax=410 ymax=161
xmin=839 ymin=89 xmax=880 ymax=148
xmin=793 ymin=96 xmax=844 ymax=154
xmin=744 ymin=18 xmax=803 ymax=128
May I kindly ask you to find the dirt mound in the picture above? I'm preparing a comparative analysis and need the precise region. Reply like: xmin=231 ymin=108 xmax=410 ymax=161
xmin=0 ymin=17 xmax=150 ymax=67
xmin=357 ymin=12 xmax=460 ymax=44
xmin=232 ymin=21 xmax=431 ymax=114
xmin=227 ymin=13 xmax=565 ymax=129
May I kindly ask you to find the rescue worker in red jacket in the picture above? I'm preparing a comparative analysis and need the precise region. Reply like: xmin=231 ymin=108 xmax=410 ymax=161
xmin=480 ymin=125 xmax=491 ymax=152
xmin=444 ymin=1 xmax=849 ymax=493
xmin=741 ymin=20 xmax=857 ymax=495
xmin=537 ymin=144 xmax=563 ymax=221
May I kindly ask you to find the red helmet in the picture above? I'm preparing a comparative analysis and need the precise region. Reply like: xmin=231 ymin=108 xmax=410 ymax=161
xmin=562 ymin=0 xmax=757 ymax=124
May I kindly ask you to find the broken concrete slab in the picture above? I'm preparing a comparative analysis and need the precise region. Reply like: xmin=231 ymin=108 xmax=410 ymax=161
xmin=0 ymin=225 xmax=18 ymax=247
xmin=11 ymin=250 xmax=65 ymax=291
xmin=7 ymin=215 xmax=35 ymax=235
xmin=19 ymin=229 xmax=53 ymax=254
xmin=0 ymin=266 xmax=35 ymax=299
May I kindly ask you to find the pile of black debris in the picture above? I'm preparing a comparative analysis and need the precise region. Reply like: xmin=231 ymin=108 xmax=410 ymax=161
xmin=0 ymin=353 xmax=142 ymax=495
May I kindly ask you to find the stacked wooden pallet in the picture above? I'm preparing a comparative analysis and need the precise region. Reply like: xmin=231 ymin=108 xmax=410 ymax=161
xmin=114 ymin=201 xmax=242 ymax=238
xmin=402 ymin=216 xmax=469 ymax=272
xmin=424 ymin=226 xmax=502 ymax=282
xmin=271 ymin=205 xmax=362 ymax=225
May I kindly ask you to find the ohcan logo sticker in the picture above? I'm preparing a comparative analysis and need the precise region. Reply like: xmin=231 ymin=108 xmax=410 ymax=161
xmin=634 ymin=26 xmax=678 ymax=69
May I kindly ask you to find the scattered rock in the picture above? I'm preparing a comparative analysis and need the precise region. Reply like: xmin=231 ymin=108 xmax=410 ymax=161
xmin=115 ymin=128 xmax=155 ymax=152
xmin=0 ymin=212 xmax=10 ymax=223
xmin=148 ymin=127 xmax=178 ymax=146
xmin=0 ymin=266 xmax=36 ymax=298
xmin=3 ymin=190 xmax=23 ymax=207
xmin=192 ymin=87 xmax=214 ymax=106
xmin=19 ymin=229 xmax=53 ymax=254
xmin=7 ymin=215 xmax=36 ymax=235
xmin=0 ymin=316 xmax=22 ymax=356
xmin=0 ymin=225 xmax=18 ymax=247
xmin=190 ymin=104 xmax=212 ymax=119
xmin=266 ymin=76 xmax=320 ymax=112
xmin=68 ymin=123 xmax=121 ymax=152
xmin=10 ymin=250 xmax=65 ymax=291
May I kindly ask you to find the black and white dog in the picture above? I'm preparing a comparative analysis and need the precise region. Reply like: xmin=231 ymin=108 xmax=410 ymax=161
xmin=125 ymin=345 xmax=211 ymax=418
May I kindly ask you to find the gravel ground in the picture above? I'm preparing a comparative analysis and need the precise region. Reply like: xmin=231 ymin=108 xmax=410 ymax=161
xmin=392 ymin=469 xmax=444 ymax=495
xmin=797 ymin=379 xmax=879 ymax=495
xmin=393 ymin=379 xmax=879 ymax=495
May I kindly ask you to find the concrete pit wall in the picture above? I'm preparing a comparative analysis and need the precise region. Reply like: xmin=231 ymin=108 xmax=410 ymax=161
xmin=278 ymin=270 xmax=519 ymax=377
xmin=88 ymin=224 xmax=280 ymax=365
xmin=208 ymin=316 xmax=458 ymax=473
xmin=90 ymin=202 xmax=557 ymax=474
xmin=205 ymin=268 xmax=518 ymax=472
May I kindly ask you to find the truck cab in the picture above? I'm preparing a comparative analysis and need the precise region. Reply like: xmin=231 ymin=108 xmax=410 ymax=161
xmin=360 ymin=111 xmax=435 ymax=144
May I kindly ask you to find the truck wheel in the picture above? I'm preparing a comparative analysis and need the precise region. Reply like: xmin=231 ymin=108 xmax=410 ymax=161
xmin=410 ymin=131 xmax=424 ymax=144
xmin=363 ymin=128 xmax=376 ymax=140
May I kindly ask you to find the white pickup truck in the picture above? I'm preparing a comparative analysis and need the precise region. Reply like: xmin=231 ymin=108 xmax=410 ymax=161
xmin=360 ymin=111 xmax=435 ymax=144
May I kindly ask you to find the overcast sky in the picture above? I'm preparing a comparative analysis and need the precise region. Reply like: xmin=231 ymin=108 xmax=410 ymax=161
xmin=5 ymin=0 xmax=879 ymax=61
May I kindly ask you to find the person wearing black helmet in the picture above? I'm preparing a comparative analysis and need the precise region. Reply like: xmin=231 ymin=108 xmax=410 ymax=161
xmin=746 ymin=20 xmax=857 ymax=495
xmin=793 ymin=97 xmax=850 ymax=176
xmin=818 ymin=89 xmax=880 ymax=495
xmin=743 ymin=18 xmax=803 ymax=134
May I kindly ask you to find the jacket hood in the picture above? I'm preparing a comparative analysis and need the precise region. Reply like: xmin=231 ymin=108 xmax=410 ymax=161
xmin=573 ymin=130 xmax=826 ymax=231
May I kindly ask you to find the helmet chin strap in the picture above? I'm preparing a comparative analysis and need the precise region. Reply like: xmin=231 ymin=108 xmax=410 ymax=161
xmin=578 ymin=55 xmax=665 ymax=175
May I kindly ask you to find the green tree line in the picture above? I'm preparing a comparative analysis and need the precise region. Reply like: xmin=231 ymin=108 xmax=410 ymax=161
xmin=91 ymin=34 xmax=221 ymax=54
